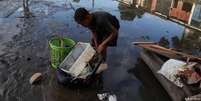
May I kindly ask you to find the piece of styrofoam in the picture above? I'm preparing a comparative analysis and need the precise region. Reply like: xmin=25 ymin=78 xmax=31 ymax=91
xmin=59 ymin=43 xmax=84 ymax=73
xmin=59 ymin=42 xmax=96 ymax=77
xmin=69 ymin=43 xmax=95 ymax=76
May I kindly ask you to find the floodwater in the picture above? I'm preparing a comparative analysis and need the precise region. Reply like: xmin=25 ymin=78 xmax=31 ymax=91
xmin=1 ymin=0 xmax=201 ymax=101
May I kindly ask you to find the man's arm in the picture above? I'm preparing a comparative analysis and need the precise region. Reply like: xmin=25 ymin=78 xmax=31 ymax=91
xmin=92 ymin=31 xmax=98 ymax=48
xmin=97 ymin=25 xmax=117 ymax=53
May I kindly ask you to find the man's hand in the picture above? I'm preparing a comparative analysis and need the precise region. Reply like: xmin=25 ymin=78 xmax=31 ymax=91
xmin=97 ymin=44 xmax=106 ymax=53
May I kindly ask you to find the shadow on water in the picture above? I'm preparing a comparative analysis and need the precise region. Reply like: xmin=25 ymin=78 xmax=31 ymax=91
xmin=128 ymin=58 xmax=171 ymax=101
xmin=0 ymin=0 xmax=201 ymax=101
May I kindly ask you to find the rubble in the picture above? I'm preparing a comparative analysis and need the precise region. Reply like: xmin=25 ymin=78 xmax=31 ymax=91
xmin=158 ymin=59 xmax=187 ymax=87
xmin=97 ymin=93 xmax=117 ymax=101
xmin=29 ymin=72 xmax=42 ymax=84
xmin=185 ymin=93 xmax=201 ymax=101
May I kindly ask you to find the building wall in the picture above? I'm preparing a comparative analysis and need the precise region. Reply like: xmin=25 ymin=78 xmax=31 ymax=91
xmin=135 ymin=0 xmax=157 ymax=11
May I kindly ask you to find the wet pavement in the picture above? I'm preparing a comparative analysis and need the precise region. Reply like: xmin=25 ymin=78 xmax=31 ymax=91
xmin=1 ymin=0 xmax=201 ymax=101
xmin=0 ymin=0 xmax=22 ymax=18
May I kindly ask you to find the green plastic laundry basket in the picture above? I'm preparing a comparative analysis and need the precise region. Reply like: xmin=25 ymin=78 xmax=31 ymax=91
xmin=49 ymin=37 xmax=76 ymax=69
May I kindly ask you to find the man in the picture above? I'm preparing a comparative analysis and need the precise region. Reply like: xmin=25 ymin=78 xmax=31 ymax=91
xmin=74 ymin=8 xmax=120 ymax=61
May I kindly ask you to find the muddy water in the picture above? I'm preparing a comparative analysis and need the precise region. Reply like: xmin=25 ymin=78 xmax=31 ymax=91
xmin=1 ymin=0 xmax=201 ymax=101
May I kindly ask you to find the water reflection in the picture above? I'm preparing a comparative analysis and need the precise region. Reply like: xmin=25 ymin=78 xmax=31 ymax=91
xmin=169 ymin=0 xmax=193 ymax=23
xmin=171 ymin=35 xmax=181 ymax=49
xmin=174 ymin=28 xmax=201 ymax=55
xmin=128 ymin=58 xmax=171 ymax=101
xmin=71 ymin=0 xmax=201 ymax=29
xmin=134 ymin=0 xmax=157 ymax=12
xmin=72 ymin=0 xmax=80 ymax=3
xmin=158 ymin=36 xmax=170 ymax=48
xmin=155 ymin=0 xmax=171 ymax=15
xmin=120 ymin=0 xmax=201 ymax=29
xmin=118 ymin=2 xmax=145 ymax=21
xmin=155 ymin=28 xmax=201 ymax=56
xmin=191 ymin=3 xmax=201 ymax=28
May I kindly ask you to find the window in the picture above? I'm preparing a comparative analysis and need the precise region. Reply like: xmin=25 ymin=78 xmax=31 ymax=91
xmin=182 ymin=2 xmax=193 ymax=12
xmin=173 ymin=0 xmax=179 ymax=8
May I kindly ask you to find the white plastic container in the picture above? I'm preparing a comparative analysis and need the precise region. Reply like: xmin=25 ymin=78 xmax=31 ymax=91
xmin=59 ymin=42 xmax=96 ymax=77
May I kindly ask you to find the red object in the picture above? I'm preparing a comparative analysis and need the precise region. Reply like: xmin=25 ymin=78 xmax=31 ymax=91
xmin=191 ymin=72 xmax=201 ymax=80
xmin=151 ymin=0 xmax=157 ymax=11
xmin=169 ymin=8 xmax=190 ymax=23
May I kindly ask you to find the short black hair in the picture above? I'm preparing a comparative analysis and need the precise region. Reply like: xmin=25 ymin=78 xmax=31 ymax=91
xmin=74 ymin=8 xmax=89 ymax=22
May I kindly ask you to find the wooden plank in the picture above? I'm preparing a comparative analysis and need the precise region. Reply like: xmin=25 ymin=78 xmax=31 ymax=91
xmin=140 ymin=50 xmax=193 ymax=101
xmin=134 ymin=43 xmax=201 ymax=63
xmin=132 ymin=42 xmax=156 ymax=45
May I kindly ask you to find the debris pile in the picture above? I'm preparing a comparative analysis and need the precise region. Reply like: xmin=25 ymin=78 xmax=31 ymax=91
xmin=97 ymin=93 xmax=117 ymax=101
xmin=158 ymin=59 xmax=201 ymax=100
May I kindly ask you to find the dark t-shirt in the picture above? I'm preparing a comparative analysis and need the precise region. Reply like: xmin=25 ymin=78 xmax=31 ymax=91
xmin=89 ymin=11 xmax=120 ymax=46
